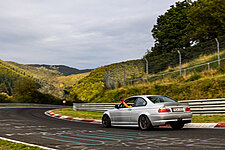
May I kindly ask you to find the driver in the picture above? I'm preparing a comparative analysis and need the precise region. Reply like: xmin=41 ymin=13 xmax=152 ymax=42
xmin=120 ymin=97 xmax=130 ymax=108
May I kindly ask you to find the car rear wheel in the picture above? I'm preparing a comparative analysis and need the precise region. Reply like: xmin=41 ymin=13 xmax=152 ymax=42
xmin=102 ymin=114 xmax=111 ymax=128
xmin=138 ymin=115 xmax=153 ymax=130
xmin=170 ymin=122 xmax=184 ymax=130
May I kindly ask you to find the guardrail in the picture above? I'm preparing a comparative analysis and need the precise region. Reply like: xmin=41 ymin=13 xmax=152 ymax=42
xmin=179 ymin=98 xmax=225 ymax=115
xmin=73 ymin=103 xmax=118 ymax=112
xmin=0 ymin=103 xmax=72 ymax=108
xmin=73 ymin=98 xmax=225 ymax=115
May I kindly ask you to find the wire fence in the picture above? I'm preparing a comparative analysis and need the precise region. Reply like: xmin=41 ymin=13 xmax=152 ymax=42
xmin=104 ymin=36 xmax=225 ymax=89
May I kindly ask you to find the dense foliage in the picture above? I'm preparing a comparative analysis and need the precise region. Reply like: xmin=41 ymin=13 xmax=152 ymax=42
xmin=151 ymin=0 xmax=192 ymax=55
xmin=151 ymin=0 xmax=225 ymax=55
xmin=186 ymin=0 xmax=225 ymax=42
xmin=145 ymin=0 xmax=225 ymax=74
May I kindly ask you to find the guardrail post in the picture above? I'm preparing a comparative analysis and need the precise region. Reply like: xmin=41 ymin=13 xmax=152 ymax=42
xmin=208 ymin=63 xmax=210 ymax=71
xmin=215 ymin=38 xmax=220 ymax=67
xmin=113 ymin=70 xmax=116 ymax=89
xmin=144 ymin=58 xmax=149 ymax=83
xmin=177 ymin=50 xmax=182 ymax=76
xmin=73 ymin=104 xmax=77 ymax=111
xmin=184 ymin=69 xmax=186 ymax=76
xmin=121 ymin=64 xmax=126 ymax=86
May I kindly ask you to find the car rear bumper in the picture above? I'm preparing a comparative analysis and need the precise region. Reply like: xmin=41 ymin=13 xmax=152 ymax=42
xmin=150 ymin=113 xmax=192 ymax=126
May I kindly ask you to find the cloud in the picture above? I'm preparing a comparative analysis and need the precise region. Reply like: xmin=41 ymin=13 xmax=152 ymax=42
xmin=0 ymin=0 xmax=180 ymax=69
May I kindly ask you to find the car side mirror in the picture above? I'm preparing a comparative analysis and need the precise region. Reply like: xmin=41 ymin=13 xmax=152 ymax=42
xmin=115 ymin=104 xmax=119 ymax=109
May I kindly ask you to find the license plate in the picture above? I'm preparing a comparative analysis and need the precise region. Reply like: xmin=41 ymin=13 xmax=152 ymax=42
xmin=172 ymin=108 xmax=183 ymax=112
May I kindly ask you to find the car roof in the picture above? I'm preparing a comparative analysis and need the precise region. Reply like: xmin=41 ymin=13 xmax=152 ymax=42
xmin=128 ymin=95 xmax=163 ymax=98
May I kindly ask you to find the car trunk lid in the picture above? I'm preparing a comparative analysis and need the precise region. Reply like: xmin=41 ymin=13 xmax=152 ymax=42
xmin=159 ymin=102 xmax=190 ymax=113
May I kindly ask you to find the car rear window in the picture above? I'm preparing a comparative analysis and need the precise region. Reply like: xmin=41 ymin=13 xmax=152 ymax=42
xmin=147 ymin=96 xmax=177 ymax=103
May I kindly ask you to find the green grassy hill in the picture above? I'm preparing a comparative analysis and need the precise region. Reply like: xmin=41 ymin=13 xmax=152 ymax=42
xmin=67 ymin=50 xmax=225 ymax=103
xmin=68 ymin=59 xmax=143 ymax=103
xmin=92 ymin=68 xmax=225 ymax=103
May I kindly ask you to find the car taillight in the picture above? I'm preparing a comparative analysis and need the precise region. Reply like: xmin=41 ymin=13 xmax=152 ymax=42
xmin=158 ymin=108 xmax=171 ymax=113
xmin=185 ymin=107 xmax=191 ymax=111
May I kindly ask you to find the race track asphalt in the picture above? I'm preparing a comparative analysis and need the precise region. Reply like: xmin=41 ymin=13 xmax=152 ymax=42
xmin=0 ymin=108 xmax=225 ymax=150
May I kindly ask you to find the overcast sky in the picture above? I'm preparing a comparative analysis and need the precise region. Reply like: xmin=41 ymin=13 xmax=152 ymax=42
xmin=0 ymin=0 xmax=180 ymax=69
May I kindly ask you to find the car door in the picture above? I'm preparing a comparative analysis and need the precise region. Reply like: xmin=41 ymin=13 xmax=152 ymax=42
xmin=112 ymin=98 xmax=135 ymax=125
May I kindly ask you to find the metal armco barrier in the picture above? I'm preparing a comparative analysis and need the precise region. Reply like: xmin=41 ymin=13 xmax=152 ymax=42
xmin=179 ymin=98 xmax=225 ymax=115
xmin=73 ymin=103 xmax=118 ymax=112
xmin=73 ymin=98 xmax=225 ymax=115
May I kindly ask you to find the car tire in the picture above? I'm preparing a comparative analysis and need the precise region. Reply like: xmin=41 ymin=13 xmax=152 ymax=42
xmin=170 ymin=122 xmax=184 ymax=130
xmin=138 ymin=115 xmax=153 ymax=130
xmin=102 ymin=114 xmax=111 ymax=128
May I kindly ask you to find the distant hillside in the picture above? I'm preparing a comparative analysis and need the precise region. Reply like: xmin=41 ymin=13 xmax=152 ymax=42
xmin=28 ymin=64 xmax=92 ymax=76
xmin=0 ymin=60 xmax=63 ymax=99
xmin=0 ymin=59 xmax=63 ymax=104
xmin=58 ymin=72 xmax=90 ymax=88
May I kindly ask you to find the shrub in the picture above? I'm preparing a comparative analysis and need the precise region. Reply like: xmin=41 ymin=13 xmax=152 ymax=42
xmin=13 ymin=78 xmax=62 ymax=104
xmin=217 ymin=64 xmax=225 ymax=74
xmin=185 ymin=73 xmax=201 ymax=82
xmin=0 ymin=93 xmax=9 ymax=102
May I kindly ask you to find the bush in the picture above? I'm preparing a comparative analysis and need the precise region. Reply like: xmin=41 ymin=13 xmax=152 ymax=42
xmin=217 ymin=64 xmax=225 ymax=74
xmin=13 ymin=78 xmax=62 ymax=104
xmin=0 ymin=93 xmax=10 ymax=102
xmin=185 ymin=73 xmax=201 ymax=82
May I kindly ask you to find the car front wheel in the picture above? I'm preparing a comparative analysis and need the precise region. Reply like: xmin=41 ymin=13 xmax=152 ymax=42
xmin=138 ymin=115 xmax=153 ymax=130
xmin=102 ymin=114 xmax=111 ymax=128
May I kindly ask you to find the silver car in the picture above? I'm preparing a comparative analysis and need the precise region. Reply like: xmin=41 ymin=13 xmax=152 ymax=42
xmin=102 ymin=95 xmax=192 ymax=130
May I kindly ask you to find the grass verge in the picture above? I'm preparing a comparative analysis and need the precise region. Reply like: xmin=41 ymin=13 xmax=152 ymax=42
xmin=51 ymin=108 xmax=103 ymax=120
xmin=192 ymin=115 xmax=225 ymax=123
xmin=0 ymin=139 xmax=44 ymax=150
xmin=51 ymin=108 xmax=225 ymax=123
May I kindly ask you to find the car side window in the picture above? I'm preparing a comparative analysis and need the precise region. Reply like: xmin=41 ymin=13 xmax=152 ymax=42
xmin=148 ymin=96 xmax=176 ymax=103
xmin=134 ymin=97 xmax=147 ymax=107
xmin=119 ymin=98 xmax=135 ymax=108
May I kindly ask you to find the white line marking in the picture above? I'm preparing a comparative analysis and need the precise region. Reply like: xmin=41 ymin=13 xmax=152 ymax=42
xmin=0 ymin=136 xmax=57 ymax=150
xmin=184 ymin=123 xmax=217 ymax=128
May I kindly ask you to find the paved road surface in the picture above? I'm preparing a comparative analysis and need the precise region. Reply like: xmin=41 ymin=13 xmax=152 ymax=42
xmin=0 ymin=108 xmax=225 ymax=150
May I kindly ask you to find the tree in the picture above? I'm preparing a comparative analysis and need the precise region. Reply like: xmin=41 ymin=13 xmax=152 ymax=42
xmin=13 ymin=78 xmax=62 ymax=104
xmin=13 ymin=78 xmax=39 ymax=103
xmin=186 ymin=0 xmax=225 ymax=42
xmin=151 ymin=0 xmax=192 ymax=55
